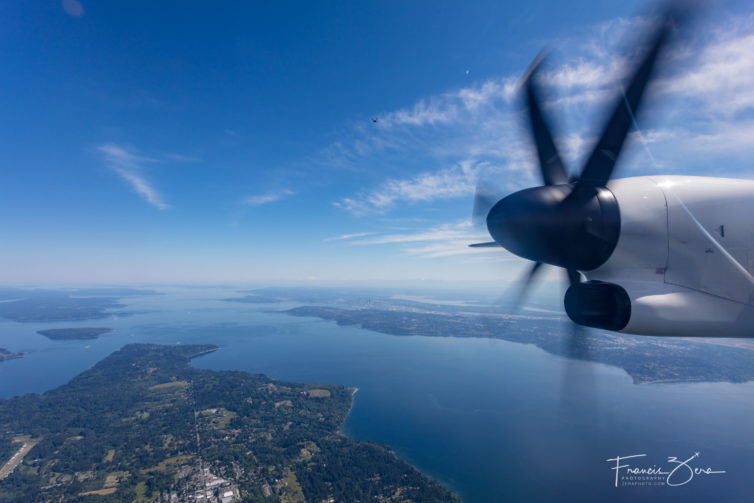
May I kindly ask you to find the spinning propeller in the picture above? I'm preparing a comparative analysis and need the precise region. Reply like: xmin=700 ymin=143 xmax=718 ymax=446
xmin=470 ymin=4 xmax=695 ymax=406
xmin=472 ymin=6 xmax=682 ymax=321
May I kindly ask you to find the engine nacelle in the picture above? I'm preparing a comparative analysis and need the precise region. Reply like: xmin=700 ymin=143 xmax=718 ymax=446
xmin=566 ymin=278 xmax=754 ymax=337
xmin=564 ymin=281 xmax=631 ymax=331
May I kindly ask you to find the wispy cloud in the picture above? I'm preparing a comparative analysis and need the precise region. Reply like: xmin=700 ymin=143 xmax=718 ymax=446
xmin=323 ymin=232 xmax=374 ymax=242
xmin=657 ymin=18 xmax=754 ymax=117
xmin=328 ymin=11 xmax=754 ymax=217
xmin=374 ymin=79 xmax=518 ymax=131
xmin=334 ymin=161 xmax=492 ymax=215
xmin=243 ymin=189 xmax=294 ymax=207
xmin=99 ymin=144 xmax=169 ymax=210
xmin=335 ymin=220 xmax=496 ymax=258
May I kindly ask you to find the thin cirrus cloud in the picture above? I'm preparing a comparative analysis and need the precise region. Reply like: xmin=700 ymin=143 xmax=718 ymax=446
xmin=656 ymin=23 xmax=754 ymax=117
xmin=333 ymin=161 xmax=492 ymax=216
xmin=342 ymin=220 xmax=495 ymax=258
xmin=322 ymin=232 xmax=375 ymax=242
xmin=98 ymin=143 xmax=169 ymax=210
xmin=243 ymin=189 xmax=295 ymax=207
xmin=331 ymin=12 xmax=754 ymax=216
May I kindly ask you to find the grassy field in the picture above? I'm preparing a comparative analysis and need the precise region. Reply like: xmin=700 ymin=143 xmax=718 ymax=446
xmin=279 ymin=469 xmax=305 ymax=503
xmin=79 ymin=487 xmax=117 ymax=496
xmin=141 ymin=455 xmax=194 ymax=474
xmin=0 ymin=436 xmax=40 ymax=480
xmin=148 ymin=380 xmax=189 ymax=392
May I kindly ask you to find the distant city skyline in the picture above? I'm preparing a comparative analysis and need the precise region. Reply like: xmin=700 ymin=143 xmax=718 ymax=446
xmin=2 ymin=0 xmax=754 ymax=284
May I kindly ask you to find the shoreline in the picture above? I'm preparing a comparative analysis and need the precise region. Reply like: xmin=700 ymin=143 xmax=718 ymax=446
xmin=337 ymin=384 xmax=462 ymax=500
xmin=337 ymin=386 xmax=359 ymax=436
xmin=188 ymin=345 xmax=220 ymax=360
xmin=0 ymin=349 xmax=24 ymax=362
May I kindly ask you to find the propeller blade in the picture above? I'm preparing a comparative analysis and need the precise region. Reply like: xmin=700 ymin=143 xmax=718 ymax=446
xmin=472 ymin=180 xmax=500 ymax=228
xmin=559 ymin=320 xmax=597 ymax=415
xmin=559 ymin=270 xmax=596 ymax=414
xmin=578 ymin=9 xmax=683 ymax=187
xmin=522 ymin=51 xmax=570 ymax=187
xmin=512 ymin=261 xmax=544 ymax=311
xmin=478 ymin=260 xmax=544 ymax=339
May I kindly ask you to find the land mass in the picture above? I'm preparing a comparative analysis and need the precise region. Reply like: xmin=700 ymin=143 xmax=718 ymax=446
xmin=69 ymin=288 xmax=160 ymax=297
xmin=0 ymin=349 xmax=23 ymax=362
xmin=37 ymin=328 xmax=115 ymax=340
xmin=223 ymin=295 xmax=284 ymax=304
xmin=284 ymin=306 xmax=754 ymax=385
xmin=0 ymin=344 xmax=458 ymax=503
xmin=0 ymin=290 xmax=135 ymax=322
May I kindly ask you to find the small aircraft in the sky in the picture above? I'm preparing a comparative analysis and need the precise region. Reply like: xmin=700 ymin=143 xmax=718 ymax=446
xmin=472 ymin=4 xmax=754 ymax=338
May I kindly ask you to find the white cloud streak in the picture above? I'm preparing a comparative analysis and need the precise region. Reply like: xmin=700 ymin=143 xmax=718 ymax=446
xmin=323 ymin=232 xmax=374 ymax=242
xmin=99 ymin=144 xmax=169 ymax=210
xmin=376 ymin=78 xmax=519 ymax=130
xmin=334 ymin=220 xmax=498 ymax=258
xmin=334 ymin=161 xmax=482 ymax=215
xmin=243 ymin=189 xmax=294 ymax=207
xmin=657 ymin=22 xmax=754 ymax=117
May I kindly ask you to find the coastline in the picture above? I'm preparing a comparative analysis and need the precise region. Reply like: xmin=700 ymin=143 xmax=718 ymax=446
xmin=0 ymin=349 xmax=24 ymax=362
xmin=337 ymin=386 xmax=359 ymax=436
xmin=337 ymin=384 xmax=462 ymax=501
xmin=189 ymin=346 xmax=219 ymax=359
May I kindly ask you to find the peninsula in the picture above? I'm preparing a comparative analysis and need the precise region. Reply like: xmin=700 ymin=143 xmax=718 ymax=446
xmin=0 ymin=344 xmax=459 ymax=502
xmin=284 ymin=305 xmax=754 ymax=385
xmin=0 ymin=287 xmax=157 ymax=323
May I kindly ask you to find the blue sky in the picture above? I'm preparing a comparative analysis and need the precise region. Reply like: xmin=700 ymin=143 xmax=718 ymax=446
xmin=2 ymin=0 xmax=754 ymax=285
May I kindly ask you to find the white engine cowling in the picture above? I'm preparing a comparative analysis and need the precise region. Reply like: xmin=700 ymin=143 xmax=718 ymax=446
xmin=578 ymin=176 xmax=754 ymax=337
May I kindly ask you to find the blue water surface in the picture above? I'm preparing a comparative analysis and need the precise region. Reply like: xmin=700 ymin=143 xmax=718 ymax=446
xmin=0 ymin=287 xmax=751 ymax=502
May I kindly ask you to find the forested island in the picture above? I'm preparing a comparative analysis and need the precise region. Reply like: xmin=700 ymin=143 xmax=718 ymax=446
xmin=0 ymin=349 xmax=23 ymax=362
xmin=284 ymin=305 xmax=754 ymax=384
xmin=0 ymin=344 xmax=458 ymax=502
xmin=37 ymin=328 xmax=114 ymax=340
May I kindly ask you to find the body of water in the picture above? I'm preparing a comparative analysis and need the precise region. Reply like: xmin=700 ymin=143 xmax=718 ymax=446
xmin=0 ymin=287 xmax=751 ymax=502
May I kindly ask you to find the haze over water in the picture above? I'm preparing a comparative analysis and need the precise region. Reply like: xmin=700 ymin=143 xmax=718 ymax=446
xmin=0 ymin=286 xmax=751 ymax=502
